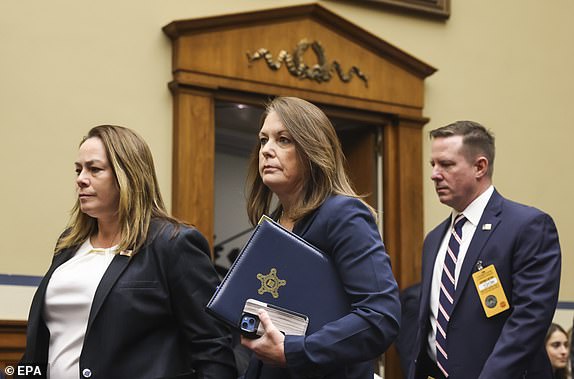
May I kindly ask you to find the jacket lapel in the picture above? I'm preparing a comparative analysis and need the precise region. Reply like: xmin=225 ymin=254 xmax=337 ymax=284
xmin=452 ymin=190 xmax=503 ymax=310
xmin=85 ymin=253 xmax=130 ymax=333
xmin=52 ymin=248 xmax=77 ymax=267
xmin=293 ymin=208 xmax=319 ymax=238
xmin=420 ymin=218 xmax=450 ymax=319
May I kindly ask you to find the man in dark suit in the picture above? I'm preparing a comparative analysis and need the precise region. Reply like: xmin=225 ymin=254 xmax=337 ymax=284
xmin=410 ymin=121 xmax=561 ymax=379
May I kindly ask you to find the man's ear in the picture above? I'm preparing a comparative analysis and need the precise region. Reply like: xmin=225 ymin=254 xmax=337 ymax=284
xmin=475 ymin=156 xmax=489 ymax=178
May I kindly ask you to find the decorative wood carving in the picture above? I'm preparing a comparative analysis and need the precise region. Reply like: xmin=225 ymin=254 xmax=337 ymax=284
xmin=246 ymin=39 xmax=369 ymax=87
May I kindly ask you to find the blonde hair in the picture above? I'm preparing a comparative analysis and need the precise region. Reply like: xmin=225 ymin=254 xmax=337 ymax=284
xmin=246 ymin=97 xmax=372 ymax=225
xmin=56 ymin=125 xmax=177 ymax=254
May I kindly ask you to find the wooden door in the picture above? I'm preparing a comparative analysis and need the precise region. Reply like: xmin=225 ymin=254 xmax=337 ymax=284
xmin=339 ymin=127 xmax=378 ymax=209
xmin=165 ymin=5 xmax=435 ymax=377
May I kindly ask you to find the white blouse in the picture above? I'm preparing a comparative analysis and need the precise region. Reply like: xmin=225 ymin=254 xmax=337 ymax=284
xmin=43 ymin=239 xmax=116 ymax=379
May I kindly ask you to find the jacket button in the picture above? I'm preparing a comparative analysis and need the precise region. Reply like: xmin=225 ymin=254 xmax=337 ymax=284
xmin=82 ymin=368 xmax=92 ymax=378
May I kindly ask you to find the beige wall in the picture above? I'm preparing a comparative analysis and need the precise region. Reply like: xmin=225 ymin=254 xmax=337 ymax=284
xmin=1 ymin=0 xmax=572 ymax=320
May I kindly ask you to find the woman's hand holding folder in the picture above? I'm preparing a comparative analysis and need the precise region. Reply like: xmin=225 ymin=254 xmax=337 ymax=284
xmin=241 ymin=310 xmax=287 ymax=367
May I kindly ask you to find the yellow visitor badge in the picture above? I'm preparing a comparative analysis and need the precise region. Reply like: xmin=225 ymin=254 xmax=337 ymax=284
xmin=472 ymin=263 xmax=509 ymax=318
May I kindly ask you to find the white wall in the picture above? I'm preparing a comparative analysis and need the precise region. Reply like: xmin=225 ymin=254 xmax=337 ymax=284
xmin=214 ymin=152 xmax=252 ymax=272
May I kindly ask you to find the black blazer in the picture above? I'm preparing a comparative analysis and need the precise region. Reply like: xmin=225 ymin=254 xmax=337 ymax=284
xmin=20 ymin=219 xmax=236 ymax=379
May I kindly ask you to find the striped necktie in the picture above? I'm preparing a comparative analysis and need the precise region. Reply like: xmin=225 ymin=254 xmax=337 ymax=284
xmin=436 ymin=213 xmax=466 ymax=378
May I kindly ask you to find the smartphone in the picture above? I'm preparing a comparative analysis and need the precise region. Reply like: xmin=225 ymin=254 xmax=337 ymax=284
xmin=239 ymin=298 xmax=309 ymax=339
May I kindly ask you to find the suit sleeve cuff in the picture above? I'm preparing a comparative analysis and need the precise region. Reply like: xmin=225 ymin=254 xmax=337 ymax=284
xmin=284 ymin=335 xmax=323 ymax=378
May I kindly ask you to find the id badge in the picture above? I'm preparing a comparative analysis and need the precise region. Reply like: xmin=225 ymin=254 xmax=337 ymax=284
xmin=472 ymin=264 xmax=509 ymax=317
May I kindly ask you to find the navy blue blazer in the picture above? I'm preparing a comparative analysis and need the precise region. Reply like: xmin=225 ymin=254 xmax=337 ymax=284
xmin=244 ymin=195 xmax=401 ymax=379
xmin=410 ymin=190 xmax=561 ymax=379
xmin=20 ymin=219 xmax=236 ymax=379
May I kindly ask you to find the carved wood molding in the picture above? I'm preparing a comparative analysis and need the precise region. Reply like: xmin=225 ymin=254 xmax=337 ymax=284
xmin=163 ymin=3 xmax=436 ymax=79
xmin=246 ymin=39 xmax=369 ymax=87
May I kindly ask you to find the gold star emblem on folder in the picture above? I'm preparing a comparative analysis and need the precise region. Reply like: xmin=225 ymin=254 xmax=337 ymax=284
xmin=257 ymin=268 xmax=286 ymax=299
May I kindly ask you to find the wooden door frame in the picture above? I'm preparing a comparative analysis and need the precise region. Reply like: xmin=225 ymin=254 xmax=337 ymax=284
xmin=170 ymin=83 xmax=424 ymax=289
xmin=165 ymin=5 xmax=435 ymax=377
xmin=170 ymin=83 xmax=424 ymax=378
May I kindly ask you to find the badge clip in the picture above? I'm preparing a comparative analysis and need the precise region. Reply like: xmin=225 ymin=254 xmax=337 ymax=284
xmin=475 ymin=260 xmax=484 ymax=271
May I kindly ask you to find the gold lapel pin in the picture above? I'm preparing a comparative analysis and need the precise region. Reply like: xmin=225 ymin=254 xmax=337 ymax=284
xmin=119 ymin=250 xmax=133 ymax=257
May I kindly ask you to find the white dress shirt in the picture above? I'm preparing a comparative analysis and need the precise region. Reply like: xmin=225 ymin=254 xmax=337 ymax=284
xmin=427 ymin=185 xmax=494 ymax=361
xmin=43 ymin=239 xmax=116 ymax=379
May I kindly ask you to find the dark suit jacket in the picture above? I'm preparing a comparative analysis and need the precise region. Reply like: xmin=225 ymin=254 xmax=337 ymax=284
xmin=19 ymin=219 xmax=236 ymax=379
xmin=410 ymin=189 xmax=561 ymax=379
xmin=244 ymin=195 xmax=401 ymax=379
xmin=395 ymin=283 xmax=421 ymax=377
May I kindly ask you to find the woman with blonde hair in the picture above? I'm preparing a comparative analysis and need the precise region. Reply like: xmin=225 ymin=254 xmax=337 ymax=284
xmin=240 ymin=97 xmax=400 ymax=379
xmin=20 ymin=125 xmax=236 ymax=379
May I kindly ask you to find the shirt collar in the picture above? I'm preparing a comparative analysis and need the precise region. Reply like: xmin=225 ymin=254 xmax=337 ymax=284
xmin=452 ymin=185 xmax=494 ymax=227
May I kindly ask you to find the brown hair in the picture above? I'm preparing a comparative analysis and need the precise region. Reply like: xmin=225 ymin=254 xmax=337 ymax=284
xmin=246 ymin=97 xmax=372 ymax=225
xmin=56 ymin=125 xmax=177 ymax=254
xmin=545 ymin=323 xmax=569 ymax=379
xmin=430 ymin=120 xmax=495 ymax=178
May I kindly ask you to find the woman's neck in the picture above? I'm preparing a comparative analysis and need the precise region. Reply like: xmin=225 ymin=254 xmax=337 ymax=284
xmin=276 ymin=186 xmax=304 ymax=231
xmin=278 ymin=201 xmax=297 ymax=231
xmin=278 ymin=214 xmax=295 ymax=232
xmin=92 ymin=219 xmax=121 ymax=248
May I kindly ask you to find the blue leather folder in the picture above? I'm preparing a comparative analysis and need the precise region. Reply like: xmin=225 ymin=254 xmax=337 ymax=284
xmin=206 ymin=216 xmax=349 ymax=334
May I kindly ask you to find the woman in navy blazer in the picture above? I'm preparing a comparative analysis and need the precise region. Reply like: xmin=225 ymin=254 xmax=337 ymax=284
xmin=19 ymin=125 xmax=236 ymax=379
xmin=240 ymin=97 xmax=401 ymax=379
